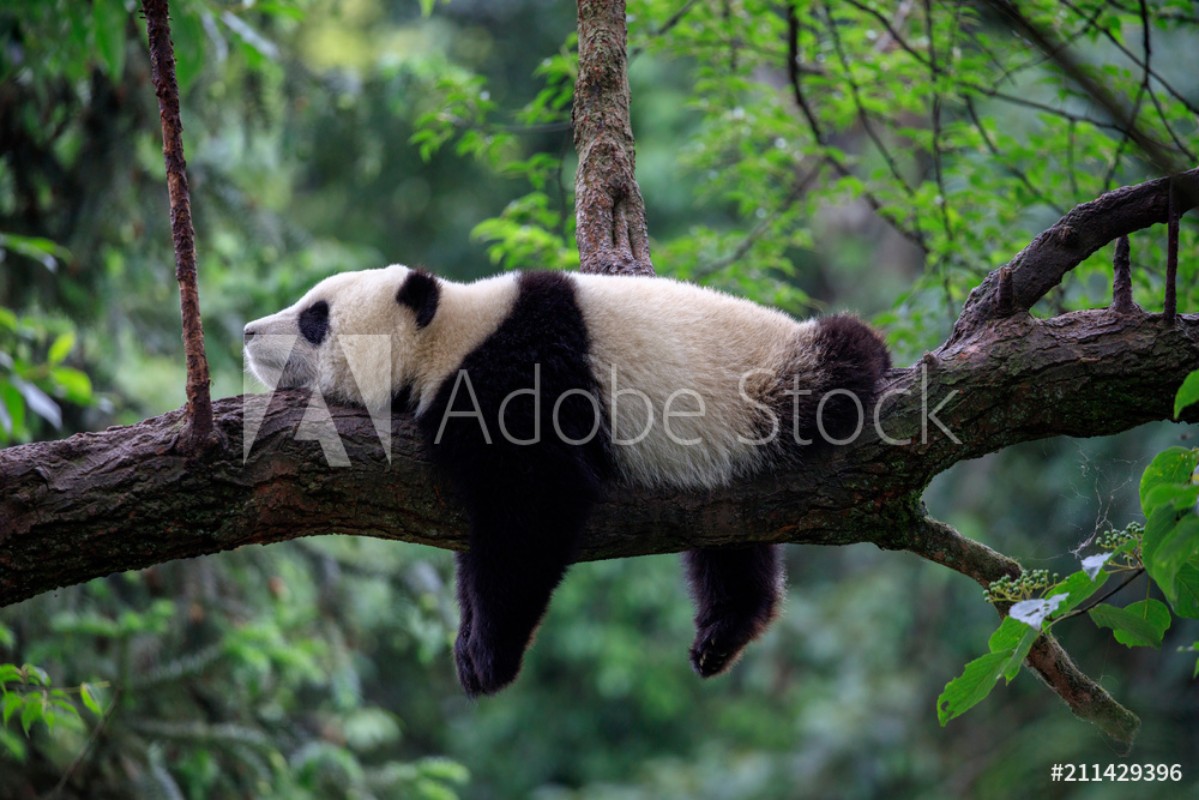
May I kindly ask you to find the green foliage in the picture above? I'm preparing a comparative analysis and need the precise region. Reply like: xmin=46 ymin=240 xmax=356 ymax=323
xmin=0 ymin=662 xmax=93 ymax=739
xmin=0 ymin=308 xmax=94 ymax=443
xmin=940 ymin=419 xmax=1199 ymax=724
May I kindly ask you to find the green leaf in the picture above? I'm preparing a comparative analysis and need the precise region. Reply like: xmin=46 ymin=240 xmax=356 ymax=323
xmin=1172 ymin=562 xmax=1199 ymax=619
xmin=80 ymin=684 xmax=102 ymax=717
xmin=49 ymin=367 xmax=93 ymax=405
xmin=937 ymin=651 xmax=1010 ymax=726
xmin=1175 ymin=370 xmax=1199 ymax=418
xmin=1143 ymin=510 xmax=1199 ymax=603
xmin=0 ymin=665 xmax=21 ymax=685
xmin=20 ymin=695 xmax=43 ymax=736
xmin=1047 ymin=569 xmax=1109 ymax=617
xmin=1089 ymin=600 xmax=1172 ymax=648
xmin=0 ymin=726 xmax=26 ymax=760
xmin=0 ymin=381 xmax=24 ymax=438
xmin=0 ymin=233 xmax=70 ymax=272
xmin=1144 ymin=483 xmax=1199 ymax=513
xmin=987 ymin=617 xmax=1039 ymax=682
xmin=2 ymin=692 xmax=20 ymax=727
xmin=1140 ymin=447 xmax=1199 ymax=515
xmin=47 ymin=332 xmax=75 ymax=367
xmin=21 ymin=665 xmax=49 ymax=687
xmin=9 ymin=377 xmax=61 ymax=429
xmin=92 ymin=0 xmax=128 ymax=80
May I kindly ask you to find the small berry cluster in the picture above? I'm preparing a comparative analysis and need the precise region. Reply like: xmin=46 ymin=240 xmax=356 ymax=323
xmin=1096 ymin=521 xmax=1143 ymax=551
xmin=984 ymin=569 xmax=1059 ymax=604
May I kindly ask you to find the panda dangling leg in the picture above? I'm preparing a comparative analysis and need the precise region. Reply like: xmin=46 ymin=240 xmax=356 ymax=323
xmin=684 ymin=544 xmax=784 ymax=677
xmin=451 ymin=482 xmax=597 ymax=697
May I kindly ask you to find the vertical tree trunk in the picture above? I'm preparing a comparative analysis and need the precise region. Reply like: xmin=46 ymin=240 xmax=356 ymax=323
xmin=573 ymin=0 xmax=654 ymax=276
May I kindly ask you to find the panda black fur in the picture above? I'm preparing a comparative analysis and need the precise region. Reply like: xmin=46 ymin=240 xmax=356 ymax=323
xmin=244 ymin=265 xmax=890 ymax=696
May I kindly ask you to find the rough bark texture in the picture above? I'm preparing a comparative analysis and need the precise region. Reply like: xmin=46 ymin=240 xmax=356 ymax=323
xmin=143 ymin=0 xmax=213 ymax=447
xmin=573 ymin=0 xmax=654 ymax=276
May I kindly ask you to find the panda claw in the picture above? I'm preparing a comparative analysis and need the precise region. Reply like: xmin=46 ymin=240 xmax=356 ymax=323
xmin=690 ymin=630 xmax=738 ymax=678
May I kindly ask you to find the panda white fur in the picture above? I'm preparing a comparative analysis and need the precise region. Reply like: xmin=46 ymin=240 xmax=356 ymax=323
xmin=244 ymin=265 xmax=889 ymax=696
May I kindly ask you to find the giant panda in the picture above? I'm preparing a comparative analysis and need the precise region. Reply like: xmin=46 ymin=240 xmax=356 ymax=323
xmin=244 ymin=265 xmax=889 ymax=696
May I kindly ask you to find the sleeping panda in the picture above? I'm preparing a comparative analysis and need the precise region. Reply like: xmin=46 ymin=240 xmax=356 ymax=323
xmin=244 ymin=265 xmax=889 ymax=696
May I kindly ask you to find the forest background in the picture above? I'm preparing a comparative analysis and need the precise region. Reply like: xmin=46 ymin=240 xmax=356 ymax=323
xmin=1 ymin=0 xmax=1198 ymax=798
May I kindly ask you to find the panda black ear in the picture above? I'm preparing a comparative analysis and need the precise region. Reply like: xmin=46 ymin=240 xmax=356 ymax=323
xmin=396 ymin=269 xmax=440 ymax=329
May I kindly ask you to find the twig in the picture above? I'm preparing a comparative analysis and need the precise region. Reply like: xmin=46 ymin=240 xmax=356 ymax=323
xmin=1166 ymin=177 xmax=1178 ymax=321
xmin=693 ymin=167 xmax=819 ymax=278
xmin=48 ymin=688 xmax=123 ymax=799
xmin=1054 ymin=568 xmax=1144 ymax=623
xmin=923 ymin=0 xmax=953 ymax=242
xmin=142 ymin=0 xmax=214 ymax=448
xmin=903 ymin=515 xmax=1140 ymax=745
xmin=786 ymin=5 xmax=928 ymax=252
xmin=964 ymin=98 xmax=1065 ymax=215
xmin=1112 ymin=235 xmax=1137 ymax=313
xmin=1060 ymin=0 xmax=1199 ymax=117
xmin=980 ymin=0 xmax=1182 ymax=178
xmin=825 ymin=5 xmax=915 ymax=198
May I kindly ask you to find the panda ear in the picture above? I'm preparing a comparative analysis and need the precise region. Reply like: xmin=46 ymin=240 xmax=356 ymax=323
xmin=396 ymin=270 xmax=440 ymax=329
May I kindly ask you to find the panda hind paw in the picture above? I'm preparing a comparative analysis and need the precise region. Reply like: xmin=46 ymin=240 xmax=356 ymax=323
xmin=454 ymin=630 xmax=523 ymax=697
xmin=689 ymin=624 xmax=746 ymax=678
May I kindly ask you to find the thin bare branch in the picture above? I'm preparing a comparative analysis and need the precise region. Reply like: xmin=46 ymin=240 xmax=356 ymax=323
xmin=1112 ymin=235 xmax=1137 ymax=313
xmin=824 ymin=5 xmax=915 ymax=199
xmin=785 ymin=5 xmax=928 ymax=251
xmin=142 ymin=0 xmax=214 ymax=448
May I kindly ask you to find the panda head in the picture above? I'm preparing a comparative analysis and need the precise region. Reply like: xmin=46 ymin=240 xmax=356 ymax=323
xmin=243 ymin=264 xmax=440 ymax=409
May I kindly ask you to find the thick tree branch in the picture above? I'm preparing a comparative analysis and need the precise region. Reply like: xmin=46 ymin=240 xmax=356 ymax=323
xmin=4 ymin=309 xmax=1195 ymax=610
xmin=142 ymin=0 xmax=213 ymax=448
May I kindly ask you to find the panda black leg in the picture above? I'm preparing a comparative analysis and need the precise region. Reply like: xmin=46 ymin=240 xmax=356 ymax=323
xmin=684 ymin=544 xmax=784 ymax=677
xmin=452 ymin=552 xmax=483 ymax=697
xmin=453 ymin=508 xmax=583 ymax=697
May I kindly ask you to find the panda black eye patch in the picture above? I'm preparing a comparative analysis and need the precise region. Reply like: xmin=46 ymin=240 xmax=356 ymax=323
xmin=299 ymin=300 xmax=330 ymax=345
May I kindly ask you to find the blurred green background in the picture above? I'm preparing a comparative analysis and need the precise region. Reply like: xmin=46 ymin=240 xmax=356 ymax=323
xmin=1 ymin=1 xmax=1197 ymax=797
